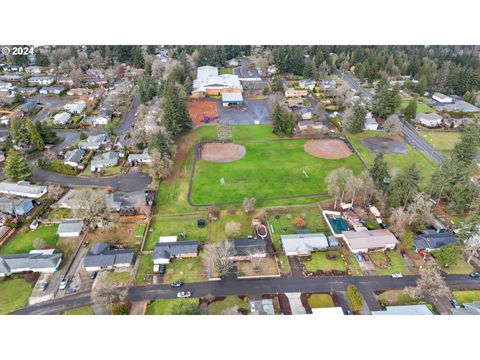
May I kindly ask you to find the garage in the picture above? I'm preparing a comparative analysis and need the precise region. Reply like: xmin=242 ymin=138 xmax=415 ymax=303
xmin=222 ymin=91 xmax=244 ymax=107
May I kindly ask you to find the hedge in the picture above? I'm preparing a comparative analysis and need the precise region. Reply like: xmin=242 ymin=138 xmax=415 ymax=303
xmin=38 ymin=159 xmax=78 ymax=175
xmin=346 ymin=284 xmax=363 ymax=313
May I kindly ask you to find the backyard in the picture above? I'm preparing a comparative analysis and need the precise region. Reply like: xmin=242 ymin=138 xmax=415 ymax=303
xmin=209 ymin=210 xmax=253 ymax=242
xmin=399 ymin=100 xmax=434 ymax=114
xmin=0 ymin=225 xmax=59 ymax=254
xmin=84 ymin=223 xmax=142 ymax=250
xmin=0 ymin=278 xmax=33 ymax=315
xmin=437 ymin=258 xmax=474 ymax=275
xmin=135 ymin=254 xmax=153 ymax=284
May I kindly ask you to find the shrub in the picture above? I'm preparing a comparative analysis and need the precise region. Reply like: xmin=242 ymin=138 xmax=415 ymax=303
xmin=346 ymin=284 xmax=363 ymax=312
xmin=225 ymin=221 xmax=241 ymax=237
xmin=112 ymin=303 xmax=130 ymax=315
xmin=293 ymin=217 xmax=306 ymax=228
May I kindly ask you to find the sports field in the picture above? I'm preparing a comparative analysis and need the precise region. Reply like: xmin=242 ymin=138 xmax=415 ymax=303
xmin=190 ymin=139 xmax=365 ymax=205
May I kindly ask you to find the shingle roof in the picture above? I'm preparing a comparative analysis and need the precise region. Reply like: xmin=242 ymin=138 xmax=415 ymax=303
xmin=57 ymin=220 xmax=83 ymax=235
xmin=233 ymin=237 xmax=267 ymax=256
xmin=84 ymin=242 xmax=135 ymax=268
xmin=106 ymin=190 xmax=145 ymax=211
xmin=153 ymin=241 xmax=199 ymax=260
xmin=281 ymin=233 xmax=329 ymax=255
xmin=342 ymin=229 xmax=399 ymax=251
xmin=413 ymin=232 xmax=457 ymax=251
xmin=372 ymin=304 xmax=433 ymax=315
xmin=0 ymin=252 xmax=62 ymax=275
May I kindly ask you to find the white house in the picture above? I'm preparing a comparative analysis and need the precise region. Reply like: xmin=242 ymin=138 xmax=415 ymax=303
xmin=281 ymin=233 xmax=330 ymax=256
xmin=39 ymin=86 xmax=65 ymax=95
xmin=53 ymin=112 xmax=71 ymax=125
xmin=416 ymin=113 xmax=442 ymax=128
xmin=28 ymin=76 xmax=54 ymax=86
xmin=84 ymin=243 xmax=135 ymax=272
xmin=57 ymin=220 xmax=84 ymax=237
xmin=127 ymin=149 xmax=151 ymax=164
xmin=64 ymin=101 xmax=86 ymax=114
xmin=341 ymin=229 xmax=399 ymax=253
xmin=64 ymin=148 xmax=85 ymax=168
xmin=90 ymin=151 xmax=119 ymax=172
xmin=0 ymin=250 xmax=62 ymax=277
xmin=432 ymin=92 xmax=453 ymax=104
xmin=78 ymin=133 xmax=109 ymax=151
xmin=300 ymin=108 xmax=313 ymax=120
xmin=0 ymin=181 xmax=48 ymax=199
xmin=299 ymin=79 xmax=316 ymax=91
xmin=226 ymin=58 xmax=239 ymax=67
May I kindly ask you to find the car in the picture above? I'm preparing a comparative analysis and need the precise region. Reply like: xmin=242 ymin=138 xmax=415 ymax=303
xmin=39 ymin=281 xmax=48 ymax=291
xmin=177 ymin=291 xmax=191 ymax=298
xmin=450 ymin=299 xmax=461 ymax=309
xmin=400 ymin=251 xmax=407 ymax=259
xmin=159 ymin=264 xmax=166 ymax=275
xmin=90 ymin=271 xmax=98 ymax=280
xmin=354 ymin=253 xmax=363 ymax=262
xmin=391 ymin=273 xmax=403 ymax=278
xmin=66 ymin=288 xmax=76 ymax=294
xmin=29 ymin=219 xmax=39 ymax=230
xmin=469 ymin=272 xmax=480 ymax=278
xmin=362 ymin=253 xmax=370 ymax=261
xmin=170 ymin=281 xmax=184 ymax=287
xmin=59 ymin=278 xmax=69 ymax=290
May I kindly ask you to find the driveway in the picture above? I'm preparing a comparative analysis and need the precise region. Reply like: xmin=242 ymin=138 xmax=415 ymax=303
xmin=285 ymin=292 xmax=306 ymax=314
xmin=218 ymin=99 xmax=270 ymax=125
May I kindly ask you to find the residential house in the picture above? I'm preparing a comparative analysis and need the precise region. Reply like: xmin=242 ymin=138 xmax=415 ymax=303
xmin=372 ymin=304 xmax=433 ymax=315
xmin=78 ymin=133 xmax=109 ymax=150
xmin=285 ymin=89 xmax=308 ymax=98
xmin=364 ymin=113 xmax=378 ymax=130
xmin=0 ymin=81 xmax=13 ymax=92
xmin=57 ymin=220 xmax=84 ymax=237
xmin=321 ymin=79 xmax=337 ymax=89
xmin=299 ymin=79 xmax=316 ymax=91
xmin=286 ymin=98 xmax=304 ymax=108
xmin=250 ymin=299 xmax=275 ymax=315
xmin=435 ymin=100 xmax=480 ymax=114
xmin=432 ymin=92 xmax=453 ymax=104
xmin=0 ymin=250 xmax=62 ymax=277
xmin=0 ymin=74 xmax=25 ymax=82
xmin=84 ymin=77 xmax=109 ymax=87
xmin=64 ymin=148 xmax=85 ymax=168
xmin=311 ymin=307 xmax=345 ymax=316
xmin=127 ymin=149 xmax=151 ymax=165
xmin=226 ymin=58 xmax=239 ymax=67
xmin=67 ymin=88 xmax=93 ymax=96
xmin=28 ymin=76 xmax=54 ymax=86
xmin=64 ymin=101 xmax=86 ymax=114
xmin=267 ymin=65 xmax=277 ymax=75
xmin=25 ymin=66 xmax=42 ymax=74
xmin=15 ymin=87 xmax=37 ymax=95
xmin=39 ymin=86 xmax=65 ymax=95
xmin=341 ymin=229 xmax=399 ymax=253
xmin=20 ymin=99 xmax=41 ymax=113
xmin=53 ymin=111 xmax=71 ymax=125
xmin=54 ymin=189 xmax=87 ymax=210
xmin=106 ymin=190 xmax=153 ymax=215
xmin=0 ymin=181 xmax=48 ymax=199
xmin=191 ymin=66 xmax=242 ymax=97
xmin=281 ymin=233 xmax=330 ymax=256
xmin=297 ymin=120 xmax=324 ymax=132
xmin=0 ymin=197 xmax=34 ymax=216
xmin=415 ymin=113 xmax=443 ymax=128
xmin=84 ymin=242 xmax=135 ymax=272
xmin=221 ymin=91 xmax=244 ymax=107
xmin=90 ymin=151 xmax=119 ymax=172
xmin=299 ymin=108 xmax=313 ymax=120
xmin=152 ymin=241 xmax=199 ymax=265
xmin=56 ymin=77 xmax=74 ymax=86
xmin=413 ymin=231 xmax=457 ymax=252
xmin=95 ymin=110 xmax=113 ymax=125
xmin=2 ymin=64 xmax=24 ymax=72
xmin=230 ymin=237 xmax=267 ymax=261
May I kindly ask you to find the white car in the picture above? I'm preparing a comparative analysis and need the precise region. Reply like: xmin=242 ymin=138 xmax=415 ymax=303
xmin=59 ymin=278 xmax=69 ymax=290
xmin=177 ymin=291 xmax=191 ymax=298
xmin=391 ymin=273 xmax=403 ymax=278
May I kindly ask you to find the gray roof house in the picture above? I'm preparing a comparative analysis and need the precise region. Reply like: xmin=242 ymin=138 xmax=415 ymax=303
xmin=64 ymin=148 xmax=85 ymax=168
xmin=413 ymin=231 xmax=457 ymax=252
xmin=84 ymin=242 xmax=135 ymax=271
xmin=231 ymin=237 xmax=267 ymax=260
xmin=153 ymin=241 xmax=199 ymax=265
xmin=281 ymin=233 xmax=329 ymax=256
xmin=20 ymin=99 xmax=41 ymax=113
xmin=0 ymin=197 xmax=34 ymax=216
xmin=57 ymin=220 xmax=84 ymax=237
xmin=0 ymin=250 xmax=62 ymax=277
xmin=106 ymin=190 xmax=151 ymax=214
xmin=39 ymin=86 xmax=65 ymax=95
xmin=415 ymin=113 xmax=443 ymax=128
xmin=78 ymin=133 xmax=109 ymax=150
xmin=53 ymin=112 xmax=71 ymax=125
xmin=127 ymin=149 xmax=151 ymax=164
xmin=90 ymin=151 xmax=119 ymax=171
xmin=0 ymin=181 xmax=48 ymax=199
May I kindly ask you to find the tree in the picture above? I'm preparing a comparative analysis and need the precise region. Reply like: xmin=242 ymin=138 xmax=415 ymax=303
xmin=463 ymin=90 xmax=476 ymax=105
xmin=243 ymin=197 xmax=257 ymax=214
xmin=91 ymin=283 xmax=128 ymax=307
xmin=405 ymin=265 xmax=450 ymax=300
xmin=112 ymin=303 xmax=130 ymax=315
xmin=33 ymin=238 xmax=45 ymax=250
xmin=370 ymin=152 xmax=389 ymax=188
xmin=74 ymin=190 xmax=112 ymax=230
xmin=432 ymin=243 xmax=461 ymax=268
xmin=326 ymin=168 xmax=354 ymax=209
xmin=171 ymin=301 xmax=201 ymax=315
xmin=346 ymin=284 xmax=363 ymax=313
xmin=35 ymin=121 xmax=58 ymax=144
xmin=293 ymin=217 xmax=306 ymax=228
xmin=359 ymin=171 xmax=376 ymax=206
xmin=388 ymin=164 xmax=420 ymax=209
xmin=202 ymin=241 xmax=235 ymax=277
xmin=389 ymin=208 xmax=409 ymax=239
xmin=271 ymin=103 xmax=295 ymax=136
xmin=4 ymin=149 xmax=33 ymax=181
xmin=457 ymin=204 xmax=480 ymax=264
xmin=302 ymin=58 xmax=316 ymax=79
xmin=344 ymin=100 xmax=367 ymax=133
xmin=384 ymin=114 xmax=401 ymax=135
xmin=373 ymin=83 xmax=401 ymax=118
xmin=406 ymin=192 xmax=434 ymax=227
xmin=416 ymin=75 xmax=427 ymax=95
xmin=27 ymin=118 xmax=44 ymax=151
xmin=404 ymin=98 xmax=417 ymax=121
xmin=162 ymin=82 xmax=191 ymax=137
xmin=148 ymin=150 xmax=173 ymax=180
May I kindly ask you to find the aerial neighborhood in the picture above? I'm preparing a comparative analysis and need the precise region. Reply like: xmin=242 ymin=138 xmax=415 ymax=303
xmin=0 ymin=45 xmax=479 ymax=316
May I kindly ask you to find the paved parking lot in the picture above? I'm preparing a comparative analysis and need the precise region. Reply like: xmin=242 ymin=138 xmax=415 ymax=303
xmin=217 ymin=99 xmax=270 ymax=125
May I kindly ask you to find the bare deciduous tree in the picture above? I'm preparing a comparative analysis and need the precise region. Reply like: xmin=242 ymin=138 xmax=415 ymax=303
xmin=405 ymin=265 xmax=450 ymax=300
xmin=243 ymin=198 xmax=257 ymax=214
xmin=359 ymin=171 xmax=376 ymax=206
xmin=202 ymin=241 xmax=235 ymax=278
xmin=384 ymin=114 xmax=402 ymax=135
xmin=47 ymin=184 xmax=64 ymax=200
xmin=326 ymin=168 xmax=354 ymax=209
xmin=148 ymin=150 xmax=173 ymax=180
xmin=463 ymin=231 xmax=480 ymax=264
xmin=389 ymin=207 xmax=409 ymax=239
xmin=245 ymin=249 xmax=266 ymax=273
xmin=406 ymin=192 xmax=434 ymax=226
xmin=92 ymin=283 xmax=128 ymax=307
xmin=74 ymin=190 xmax=112 ymax=230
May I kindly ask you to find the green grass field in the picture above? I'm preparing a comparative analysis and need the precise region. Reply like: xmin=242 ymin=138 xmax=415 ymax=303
xmin=0 ymin=278 xmax=33 ymax=314
xmin=219 ymin=67 xmax=234 ymax=75
xmin=308 ymin=294 xmax=334 ymax=308
xmin=438 ymin=258 xmax=474 ymax=275
xmin=135 ymin=224 xmax=147 ymax=238
xmin=373 ymin=251 xmax=410 ymax=275
xmin=0 ymin=225 xmax=59 ymax=254
xmin=452 ymin=290 xmax=480 ymax=304
xmin=135 ymin=254 xmax=153 ymax=284
xmin=64 ymin=306 xmax=95 ymax=315
xmin=163 ymin=256 xmax=208 ymax=283
xmin=418 ymin=131 xmax=461 ymax=156
xmin=304 ymin=251 xmax=346 ymax=273
xmin=399 ymin=101 xmax=434 ymax=114
xmin=191 ymin=139 xmax=365 ymax=204
xmin=207 ymin=296 xmax=249 ymax=315
xmin=146 ymin=298 xmax=199 ymax=315
xmin=347 ymin=132 xmax=436 ymax=188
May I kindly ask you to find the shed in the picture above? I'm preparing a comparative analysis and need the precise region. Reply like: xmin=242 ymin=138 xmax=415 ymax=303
xmin=57 ymin=220 xmax=84 ymax=237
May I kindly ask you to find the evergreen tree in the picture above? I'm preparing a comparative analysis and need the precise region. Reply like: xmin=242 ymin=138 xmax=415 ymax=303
xmin=35 ymin=121 xmax=58 ymax=144
xmin=373 ymin=83 xmax=401 ymax=118
xmin=302 ymin=58 xmax=315 ymax=79
xmin=162 ymin=83 xmax=191 ymax=137
xmin=371 ymin=152 xmax=390 ymax=188
xmin=4 ymin=149 xmax=33 ymax=181
xmin=388 ymin=164 xmax=421 ymax=208
xmin=26 ymin=118 xmax=44 ymax=151
xmin=404 ymin=98 xmax=417 ymax=121
xmin=345 ymin=101 xmax=367 ymax=133
xmin=271 ymin=103 xmax=295 ymax=136
xmin=416 ymin=75 xmax=427 ymax=95
xmin=183 ymin=76 xmax=193 ymax=94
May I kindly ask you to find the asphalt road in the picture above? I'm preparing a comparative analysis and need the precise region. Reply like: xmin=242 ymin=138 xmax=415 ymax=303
xmin=116 ymin=93 xmax=140 ymax=135
xmin=12 ymin=274 xmax=480 ymax=315
xmin=334 ymin=69 xmax=444 ymax=164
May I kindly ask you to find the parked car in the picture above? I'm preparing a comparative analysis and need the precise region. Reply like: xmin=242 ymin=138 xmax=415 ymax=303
xmin=159 ymin=264 xmax=166 ymax=275
xmin=362 ymin=253 xmax=370 ymax=261
xmin=354 ymin=253 xmax=363 ymax=262
xmin=90 ymin=271 xmax=98 ymax=280
xmin=450 ymin=299 xmax=461 ymax=309
xmin=29 ymin=219 xmax=39 ymax=230
xmin=469 ymin=272 xmax=480 ymax=278
xmin=59 ymin=278 xmax=69 ymax=290
xmin=170 ymin=281 xmax=184 ymax=287
xmin=39 ymin=281 xmax=48 ymax=291
xmin=177 ymin=291 xmax=191 ymax=298
xmin=400 ymin=250 xmax=407 ymax=259
xmin=391 ymin=273 xmax=403 ymax=278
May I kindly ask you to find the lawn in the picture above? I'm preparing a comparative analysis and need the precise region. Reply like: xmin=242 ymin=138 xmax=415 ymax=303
xmin=64 ymin=306 xmax=95 ymax=315
xmin=146 ymin=298 xmax=199 ymax=315
xmin=85 ymin=223 xmax=141 ymax=249
xmin=372 ymin=251 xmax=410 ymax=275
xmin=219 ymin=67 xmax=234 ymax=75
xmin=191 ymin=139 xmax=364 ymax=204
xmin=0 ymin=225 xmax=59 ymax=254
xmin=47 ymin=208 xmax=72 ymax=219
xmin=209 ymin=211 xmax=252 ymax=242
xmin=378 ymin=290 xmax=419 ymax=306
xmin=277 ymin=255 xmax=291 ymax=275
xmin=438 ymin=258 xmax=474 ymax=275
xmin=207 ymin=296 xmax=249 ymax=315
xmin=163 ymin=256 xmax=208 ymax=283
xmin=232 ymin=124 xmax=281 ymax=141
xmin=105 ymin=272 xmax=131 ymax=285
xmin=0 ymin=278 xmax=33 ymax=314
xmin=307 ymin=293 xmax=334 ymax=308
xmin=418 ymin=131 xmax=461 ymax=156
xmin=135 ymin=223 xmax=147 ymax=238
xmin=144 ymin=216 xmax=209 ymax=250
xmin=452 ymin=290 xmax=480 ymax=304
xmin=347 ymin=132 xmax=436 ymax=188
xmin=346 ymin=255 xmax=363 ymax=276
xmin=399 ymin=100 xmax=434 ymax=114
xmin=135 ymin=254 xmax=153 ymax=284
xmin=304 ymin=251 xmax=346 ymax=273
xmin=102 ymin=165 xmax=124 ymax=176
